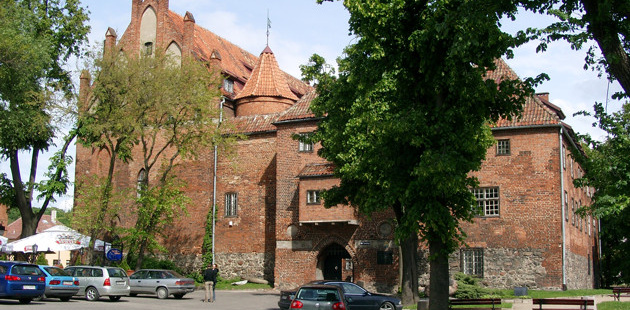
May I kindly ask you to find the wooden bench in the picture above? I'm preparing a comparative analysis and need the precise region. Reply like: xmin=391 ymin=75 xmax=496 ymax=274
xmin=532 ymin=298 xmax=594 ymax=310
xmin=612 ymin=287 xmax=630 ymax=301
xmin=449 ymin=298 xmax=501 ymax=309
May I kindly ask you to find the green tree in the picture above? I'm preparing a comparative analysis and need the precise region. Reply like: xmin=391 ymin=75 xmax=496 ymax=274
xmin=78 ymin=48 xmax=237 ymax=268
xmin=522 ymin=0 xmax=630 ymax=95
xmin=0 ymin=0 xmax=89 ymax=238
xmin=573 ymin=102 xmax=630 ymax=285
xmin=308 ymin=0 xmax=541 ymax=307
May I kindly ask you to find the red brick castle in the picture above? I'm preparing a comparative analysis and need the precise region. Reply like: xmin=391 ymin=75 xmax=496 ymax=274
xmin=75 ymin=0 xmax=599 ymax=292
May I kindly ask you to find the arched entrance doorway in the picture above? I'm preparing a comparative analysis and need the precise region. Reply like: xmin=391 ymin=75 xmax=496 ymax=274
xmin=317 ymin=243 xmax=352 ymax=281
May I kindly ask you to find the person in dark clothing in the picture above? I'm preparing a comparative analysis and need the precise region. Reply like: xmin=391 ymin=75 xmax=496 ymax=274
xmin=203 ymin=263 xmax=219 ymax=302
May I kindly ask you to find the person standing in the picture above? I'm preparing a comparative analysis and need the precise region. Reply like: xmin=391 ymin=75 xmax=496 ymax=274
xmin=203 ymin=263 xmax=219 ymax=302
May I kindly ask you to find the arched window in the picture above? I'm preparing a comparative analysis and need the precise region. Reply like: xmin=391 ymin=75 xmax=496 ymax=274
xmin=137 ymin=169 xmax=147 ymax=198
xmin=140 ymin=6 xmax=157 ymax=55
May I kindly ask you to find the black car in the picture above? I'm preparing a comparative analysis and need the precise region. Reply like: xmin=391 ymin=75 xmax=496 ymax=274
xmin=279 ymin=280 xmax=402 ymax=310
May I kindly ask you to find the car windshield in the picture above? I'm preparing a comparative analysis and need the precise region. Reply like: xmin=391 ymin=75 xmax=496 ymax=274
xmin=340 ymin=282 xmax=367 ymax=295
xmin=12 ymin=265 xmax=44 ymax=276
xmin=297 ymin=288 xmax=340 ymax=302
xmin=107 ymin=268 xmax=127 ymax=278
xmin=44 ymin=266 xmax=71 ymax=276
xmin=165 ymin=270 xmax=183 ymax=278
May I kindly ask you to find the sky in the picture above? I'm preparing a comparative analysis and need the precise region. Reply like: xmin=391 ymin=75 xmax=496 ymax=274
xmin=2 ymin=0 xmax=624 ymax=212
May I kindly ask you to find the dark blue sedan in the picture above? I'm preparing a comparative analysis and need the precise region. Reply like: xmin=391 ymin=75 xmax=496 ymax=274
xmin=0 ymin=261 xmax=46 ymax=304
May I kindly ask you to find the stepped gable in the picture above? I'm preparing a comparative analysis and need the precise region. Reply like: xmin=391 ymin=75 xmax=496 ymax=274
xmin=234 ymin=46 xmax=299 ymax=101
xmin=488 ymin=59 xmax=564 ymax=128
xmin=117 ymin=8 xmax=309 ymax=100
xmin=276 ymin=90 xmax=319 ymax=123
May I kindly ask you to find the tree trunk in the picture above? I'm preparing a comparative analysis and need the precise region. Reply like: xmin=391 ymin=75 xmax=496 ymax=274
xmin=581 ymin=0 xmax=630 ymax=95
xmin=428 ymin=238 xmax=450 ymax=310
xmin=399 ymin=232 xmax=420 ymax=305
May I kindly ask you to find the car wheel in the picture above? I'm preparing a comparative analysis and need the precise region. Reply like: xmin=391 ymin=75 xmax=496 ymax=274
xmin=173 ymin=293 xmax=185 ymax=299
xmin=18 ymin=298 xmax=33 ymax=304
xmin=109 ymin=296 xmax=122 ymax=301
xmin=85 ymin=287 xmax=100 ymax=301
xmin=380 ymin=301 xmax=395 ymax=310
xmin=156 ymin=287 xmax=169 ymax=299
xmin=60 ymin=296 xmax=71 ymax=302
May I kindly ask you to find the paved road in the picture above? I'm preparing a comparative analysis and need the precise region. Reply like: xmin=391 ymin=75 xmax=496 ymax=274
xmin=0 ymin=289 xmax=281 ymax=310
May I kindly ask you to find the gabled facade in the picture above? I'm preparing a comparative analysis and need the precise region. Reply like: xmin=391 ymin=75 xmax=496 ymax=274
xmin=75 ymin=0 xmax=598 ymax=293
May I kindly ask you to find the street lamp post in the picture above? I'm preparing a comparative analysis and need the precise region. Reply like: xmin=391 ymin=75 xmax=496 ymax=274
xmin=32 ymin=244 xmax=38 ymax=263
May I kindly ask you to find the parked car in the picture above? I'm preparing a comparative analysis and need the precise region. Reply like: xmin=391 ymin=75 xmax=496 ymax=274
xmin=65 ymin=265 xmax=130 ymax=301
xmin=0 ymin=261 xmax=46 ymax=304
xmin=279 ymin=281 xmax=402 ymax=310
xmin=289 ymin=284 xmax=346 ymax=310
xmin=35 ymin=265 xmax=79 ymax=301
xmin=128 ymin=269 xmax=196 ymax=299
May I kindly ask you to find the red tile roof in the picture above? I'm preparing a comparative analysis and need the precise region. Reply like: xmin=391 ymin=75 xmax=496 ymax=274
xmin=276 ymin=90 xmax=319 ymax=123
xmin=299 ymin=163 xmax=335 ymax=178
xmin=227 ymin=113 xmax=280 ymax=135
xmin=5 ymin=215 xmax=59 ymax=241
xmin=234 ymin=46 xmax=299 ymax=101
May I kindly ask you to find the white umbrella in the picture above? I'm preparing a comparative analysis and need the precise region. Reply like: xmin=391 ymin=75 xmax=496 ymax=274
xmin=3 ymin=224 xmax=90 ymax=253
xmin=0 ymin=235 xmax=8 ymax=252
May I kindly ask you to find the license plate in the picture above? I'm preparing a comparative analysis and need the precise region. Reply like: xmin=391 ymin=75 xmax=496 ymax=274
xmin=116 ymin=281 xmax=126 ymax=285
xmin=23 ymin=285 xmax=36 ymax=290
xmin=63 ymin=281 xmax=73 ymax=286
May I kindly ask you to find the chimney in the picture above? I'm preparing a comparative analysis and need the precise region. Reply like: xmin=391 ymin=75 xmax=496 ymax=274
xmin=183 ymin=11 xmax=196 ymax=56
xmin=78 ymin=70 xmax=91 ymax=113
xmin=536 ymin=92 xmax=549 ymax=102
xmin=51 ymin=210 xmax=57 ymax=224
xmin=104 ymin=27 xmax=117 ymax=57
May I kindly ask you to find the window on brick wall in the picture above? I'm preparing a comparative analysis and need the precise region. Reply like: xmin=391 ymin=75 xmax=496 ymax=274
xmin=377 ymin=251 xmax=393 ymax=265
xmin=137 ymin=169 xmax=147 ymax=198
xmin=564 ymin=191 xmax=569 ymax=222
xmin=461 ymin=248 xmax=483 ymax=277
xmin=225 ymin=192 xmax=238 ymax=217
xmin=472 ymin=187 xmax=500 ymax=217
xmin=579 ymin=199 xmax=583 ymax=232
xmin=571 ymin=198 xmax=575 ymax=226
xmin=496 ymin=139 xmax=510 ymax=155
xmin=223 ymin=79 xmax=234 ymax=93
xmin=562 ymin=145 xmax=567 ymax=169
xmin=298 ymin=133 xmax=314 ymax=152
xmin=307 ymin=190 xmax=321 ymax=204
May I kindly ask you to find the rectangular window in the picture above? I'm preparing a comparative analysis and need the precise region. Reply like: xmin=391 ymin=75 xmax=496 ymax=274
xmin=579 ymin=200 xmax=583 ymax=232
xmin=307 ymin=190 xmax=321 ymax=204
xmin=461 ymin=248 xmax=483 ymax=277
xmin=377 ymin=251 xmax=393 ymax=265
xmin=564 ymin=191 xmax=569 ymax=223
xmin=297 ymin=133 xmax=314 ymax=152
xmin=571 ymin=198 xmax=575 ymax=226
xmin=472 ymin=187 xmax=500 ymax=217
xmin=223 ymin=79 xmax=234 ymax=93
xmin=562 ymin=145 xmax=567 ymax=169
xmin=496 ymin=139 xmax=510 ymax=155
xmin=225 ymin=192 xmax=238 ymax=217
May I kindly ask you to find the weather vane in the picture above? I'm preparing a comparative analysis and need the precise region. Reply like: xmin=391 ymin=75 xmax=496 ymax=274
xmin=266 ymin=9 xmax=271 ymax=46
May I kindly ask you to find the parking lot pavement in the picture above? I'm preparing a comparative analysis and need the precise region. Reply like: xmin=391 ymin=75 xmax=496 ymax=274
xmin=0 ymin=289 xmax=281 ymax=310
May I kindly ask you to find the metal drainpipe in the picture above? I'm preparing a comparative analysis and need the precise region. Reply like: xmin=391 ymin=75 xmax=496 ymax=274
xmin=559 ymin=126 xmax=567 ymax=289
xmin=211 ymin=97 xmax=225 ymax=264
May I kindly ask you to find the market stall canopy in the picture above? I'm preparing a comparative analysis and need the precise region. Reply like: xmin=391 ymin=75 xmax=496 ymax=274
xmin=2 ymin=224 xmax=90 ymax=253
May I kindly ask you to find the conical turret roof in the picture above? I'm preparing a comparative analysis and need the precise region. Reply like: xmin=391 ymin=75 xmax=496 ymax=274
xmin=234 ymin=46 xmax=299 ymax=101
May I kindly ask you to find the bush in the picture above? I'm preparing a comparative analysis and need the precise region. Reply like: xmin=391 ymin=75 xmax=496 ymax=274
xmin=140 ymin=257 xmax=183 ymax=274
xmin=453 ymin=272 xmax=492 ymax=299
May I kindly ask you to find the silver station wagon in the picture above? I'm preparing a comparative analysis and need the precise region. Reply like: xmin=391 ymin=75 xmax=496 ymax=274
xmin=129 ymin=269 xmax=196 ymax=299
xmin=65 ymin=266 xmax=130 ymax=301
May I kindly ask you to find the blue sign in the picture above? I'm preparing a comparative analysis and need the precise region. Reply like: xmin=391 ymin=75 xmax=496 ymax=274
xmin=106 ymin=248 xmax=123 ymax=261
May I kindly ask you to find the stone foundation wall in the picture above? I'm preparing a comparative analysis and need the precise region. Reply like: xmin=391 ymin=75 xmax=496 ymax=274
xmin=215 ymin=252 xmax=274 ymax=282
xmin=565 ymin=251 xmax=593 ymax=289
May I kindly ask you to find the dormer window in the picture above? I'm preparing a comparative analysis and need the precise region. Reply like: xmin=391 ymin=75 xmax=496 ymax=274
xmin=144 ymin=42 xmax=153 ymax=56
xmin=223 ymin=79 xmax=234 ymax=93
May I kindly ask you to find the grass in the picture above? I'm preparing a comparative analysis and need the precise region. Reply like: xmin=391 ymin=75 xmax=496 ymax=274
xmin=599 ymin=301 xmax=630 ymax=310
